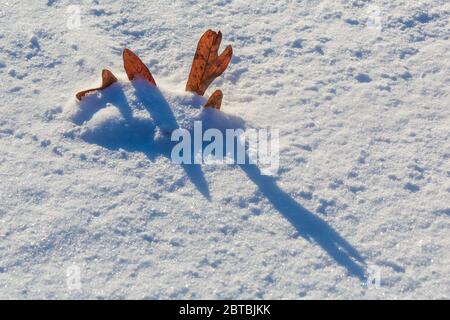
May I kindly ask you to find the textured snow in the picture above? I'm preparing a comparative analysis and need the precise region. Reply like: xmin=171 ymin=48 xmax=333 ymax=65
xmin=0 ymin=0 xmax=449 ymax=299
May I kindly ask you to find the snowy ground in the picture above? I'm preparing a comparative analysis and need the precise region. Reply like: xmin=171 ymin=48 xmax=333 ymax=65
xmin=0 ymin=0 xmax=449 ymax=299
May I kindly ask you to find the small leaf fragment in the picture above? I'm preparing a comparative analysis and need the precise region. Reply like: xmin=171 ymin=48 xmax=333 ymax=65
xmin=76 ymin=69 xmax=118 ymax=101
xmin=204 ymin=90 xmax=223 ymax=110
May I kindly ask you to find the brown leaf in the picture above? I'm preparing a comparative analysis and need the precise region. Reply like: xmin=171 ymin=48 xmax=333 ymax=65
xmin=76 ymin=69 xmax=118 ymax=101
xmin=204 ymin=90 xmax=223 ymax=110
xmin=186 ymin=30 xmax=233 ymax=96
xmin=123 ymin=48 xmax=157 ymax=86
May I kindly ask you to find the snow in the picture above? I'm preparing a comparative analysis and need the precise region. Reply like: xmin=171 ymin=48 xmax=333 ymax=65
xmin=0 ymin=0 xmax=449 ymax=299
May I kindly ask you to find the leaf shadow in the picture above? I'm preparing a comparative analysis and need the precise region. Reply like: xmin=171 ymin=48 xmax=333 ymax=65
xmin=239 ymin=163 xmax=367 ymax=280
xmin=75 ymin=82 xmax=211 ymax=200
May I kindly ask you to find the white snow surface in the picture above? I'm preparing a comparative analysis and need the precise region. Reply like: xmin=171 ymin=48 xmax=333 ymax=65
xmin=0 ymin=0 xmax=449 ymax=299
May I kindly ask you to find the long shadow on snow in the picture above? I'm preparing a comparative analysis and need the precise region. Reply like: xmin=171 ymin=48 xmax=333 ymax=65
xmin=239 ymin=163 xmax=366 ymax=280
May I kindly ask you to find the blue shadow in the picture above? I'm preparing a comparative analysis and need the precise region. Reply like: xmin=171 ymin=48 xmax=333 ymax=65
xmin=240 ymin=163 xmax=366 ymax=279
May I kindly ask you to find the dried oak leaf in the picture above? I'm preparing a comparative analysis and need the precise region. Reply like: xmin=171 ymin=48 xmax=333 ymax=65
xmin=123 ymin=48 xmax=157 ymax=86
xmin=76 ymin=69 xmax=118 ymax=101
xmin=186 ymin=30 xmax=233 ymax=96
xmin=204 ymin=90 xmax=223 ymax=110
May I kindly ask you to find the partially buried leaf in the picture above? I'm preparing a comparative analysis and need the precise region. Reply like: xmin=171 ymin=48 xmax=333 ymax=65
xmin=204 ymin=90 xmax=223 ymax=110
xmin=76 ymin=69 xmax=118 ymax=101
xmin=123 ymin=48 xmax=157 ymax=86
xmin=186 ymin=30 xmax=232 ymax=96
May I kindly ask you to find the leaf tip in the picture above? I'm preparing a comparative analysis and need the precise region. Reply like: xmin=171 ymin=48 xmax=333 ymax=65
xmin=204 ymin=89 xmax=223 ymax=110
